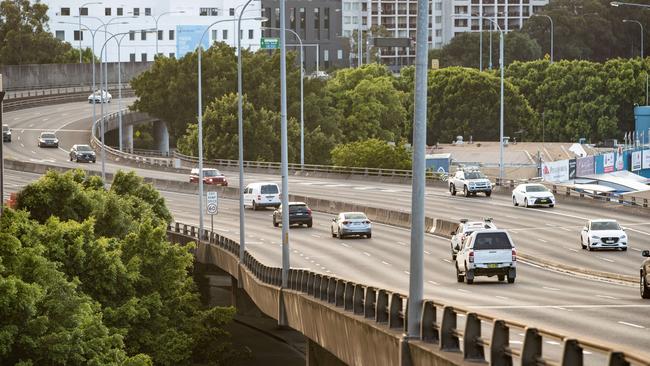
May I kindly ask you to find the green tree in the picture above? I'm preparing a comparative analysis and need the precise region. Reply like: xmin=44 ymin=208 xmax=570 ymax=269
xmin=330 ymin=138 xmax=412 ymax=170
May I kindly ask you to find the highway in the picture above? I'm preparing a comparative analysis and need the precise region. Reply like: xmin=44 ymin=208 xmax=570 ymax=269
xmin=3 ymin=101 xmax=650 ymax=358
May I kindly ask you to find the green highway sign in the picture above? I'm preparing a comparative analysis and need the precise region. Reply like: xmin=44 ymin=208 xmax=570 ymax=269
xmin=260 ymin=37 xmax=280 ymax=49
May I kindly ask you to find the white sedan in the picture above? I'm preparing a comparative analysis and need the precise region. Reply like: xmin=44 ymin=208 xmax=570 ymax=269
xmin=580 ymin=219 xmax=628 ymax=251
xmin=88 ymin=90 xmax=112 ymax=103
xmin=512 ymin=183 xmax=555 ymax=208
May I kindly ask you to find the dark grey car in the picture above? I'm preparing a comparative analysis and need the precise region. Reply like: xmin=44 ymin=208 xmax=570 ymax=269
xmin=69 ymin=144 xmax=96 ymax=163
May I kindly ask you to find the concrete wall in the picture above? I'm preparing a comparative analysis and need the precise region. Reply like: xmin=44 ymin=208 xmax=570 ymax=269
xmin=0 ymin=62 xmax=152 ymax=90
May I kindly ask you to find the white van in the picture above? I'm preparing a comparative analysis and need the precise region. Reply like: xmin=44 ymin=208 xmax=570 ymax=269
xmin=243 ymin=182 xmax=281 ymax=210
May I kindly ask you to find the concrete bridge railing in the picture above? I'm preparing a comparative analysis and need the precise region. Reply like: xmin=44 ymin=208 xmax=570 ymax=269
xmin=167 ymin=222 xmax=649 ymax=366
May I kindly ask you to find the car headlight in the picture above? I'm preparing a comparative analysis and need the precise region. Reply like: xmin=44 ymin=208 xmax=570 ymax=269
xmin=620 ymin=234 xmax=627 ymax=239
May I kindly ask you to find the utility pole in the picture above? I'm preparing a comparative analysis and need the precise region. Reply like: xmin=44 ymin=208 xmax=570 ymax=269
xmin=0 ymin=74 xmax=5 ymax=217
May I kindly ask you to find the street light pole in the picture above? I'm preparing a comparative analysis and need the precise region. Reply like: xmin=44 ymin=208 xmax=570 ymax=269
xmin=151 ymin=11 xmax=186 ymax=57
xmin=533 ymin=14 xmax=554 ymax=63
xmin=263 ymin=26 xmax=304 ymax=169
xmin=79 ymin=2 xmax=102 ymax=64
xmin=279 ymin=0 xmax=291 ymax=317
xmin=623 ymin=19 xmax=644 ymax=58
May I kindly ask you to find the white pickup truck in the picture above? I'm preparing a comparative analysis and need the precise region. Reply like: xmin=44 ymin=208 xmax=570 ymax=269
xmin=455 ymin=229 xmax=516 ymax=284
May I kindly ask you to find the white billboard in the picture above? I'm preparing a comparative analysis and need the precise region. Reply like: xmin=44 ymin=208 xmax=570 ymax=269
xmin=643 ymin=150 xmax=650 ymax=169
xmin=632 ymin=151 xmax=642 ymax=171
xmin=542 ymin=160 xmax=570 ymax=182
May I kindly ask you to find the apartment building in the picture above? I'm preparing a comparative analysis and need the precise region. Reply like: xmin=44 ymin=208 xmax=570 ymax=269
xmin=44 ymin=0 xmax=263 ymax=62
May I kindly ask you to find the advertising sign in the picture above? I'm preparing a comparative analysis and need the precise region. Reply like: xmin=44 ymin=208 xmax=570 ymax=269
xmin=632 ymin=151 xmax=642 ymax=171
xmin=542 ymin=160 xmax=569 ymax=182
xmin=568 ymin=159 xmax=577 ymax=180
xmin=615 ymin=147 xmax=624 ymax=171
xmin=603 ymin=152 xmax=614 ymax=173
xmin=176 ymin=25 xmax=209 ymax=58
xmin=576 ymin=156 xmax=595 ymax=177
xmin=643 ymin=150 xmax=650 ymax=169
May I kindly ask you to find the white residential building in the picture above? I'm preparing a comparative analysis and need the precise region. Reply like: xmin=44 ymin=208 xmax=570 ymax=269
xmin=43 ymin=0 xmax=263 ymax=62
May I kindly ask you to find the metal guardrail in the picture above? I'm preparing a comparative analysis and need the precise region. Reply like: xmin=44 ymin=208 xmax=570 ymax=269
xmin=3 ymin=85 xmax=134 ymax=112
xmin=168 ymin=222 xmax=650 ymax=366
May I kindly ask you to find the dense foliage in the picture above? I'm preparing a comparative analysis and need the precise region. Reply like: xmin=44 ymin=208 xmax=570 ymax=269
xmin=330 ymin=139 xmax=412 ymax=170
xmin=1 ymin=170 xmax=241 ymax=366
xmin=0 ymin=0 xmax=92 ymax=64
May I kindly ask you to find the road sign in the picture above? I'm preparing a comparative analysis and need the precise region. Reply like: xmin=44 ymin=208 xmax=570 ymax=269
xmin=261 ymin=37 xmax=280 ymax=49
xmin=206 ymin=191 xmax=218 ymax=215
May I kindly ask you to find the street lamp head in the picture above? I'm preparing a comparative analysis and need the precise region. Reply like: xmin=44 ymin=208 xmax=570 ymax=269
xmin=255 ymin=17 xmax=268 ymax=22
xmin=611 ymin=1 xmax=621 ymax=7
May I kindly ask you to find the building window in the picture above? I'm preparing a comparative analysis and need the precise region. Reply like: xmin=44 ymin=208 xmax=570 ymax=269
xmin=141 ymin=53 xmax=147 ymax=62
xmin=299 ymin=8 xmax=306 ymax=34
xmin=73 ymin=30 xmax=83 ymax=41
xmin=324 ymin=8 xmax=330 ymax=30
xmin=141 ymin=30 xmax=147 ymax=40
xmin=289 ymin=8 xmax=296 ymax=29
xmin=169 ymin=30 xmax=175 ymax=40
xmin=223 ymin=29 xmax=228 ymax=40
xmin=105 ymin=8 xmax=111 ymax=16
xmin=212 ymin=29 xmax=218 ymax=41
xmin=314 ymin=8 xmax=320 ymax=40
xmin=169 ymin=53 xmax=175 ymax=58
xmin=248 ymin=29 xmax=254 ymax=39
xmin=200 ymin=7 xmax=219 ymax=16
xmin=145 ymin=8 xmax=151 ymax=16
xmin=240 ymin=29 xmax=243 ymax=40
xmin=129 ymin=31 xmax=135 ymax=41
xmin=130 ymin=53 xmax=136 ymax=62
xmin=229 ymin=8 xmax=235 ymax=16
xmin=117 ymin=7 xmax=123 ymax=16
xmin=337 ymin=49 xmax=343 ymax=60
xmin=55 ymin=30 xmax=65 ymax=41
xmin=436 ymin=2 xmax=442 ymax=11
xmin=133 ymin=8 xmax=140 ymax=16
xmin=158 ymin=30 xmax=163 ymax=40
xmin=60 ymin=7 xmax=70 ymax=16
xmin=79 ymin=7 xmax=88 ymax=16
xmin=274 ymin=8 xmax=280 ymax=29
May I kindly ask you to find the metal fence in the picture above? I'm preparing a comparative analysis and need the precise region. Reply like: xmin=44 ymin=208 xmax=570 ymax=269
xmin=168 ymin=221 xmax=649 ymax=366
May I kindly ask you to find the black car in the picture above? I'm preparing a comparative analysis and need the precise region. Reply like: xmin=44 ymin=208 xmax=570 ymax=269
xmin=273 ymin=202 xmax=313 ymax=228
xmin=69 ymin=144 xmax=96 ymax=163
xmin=642 ymin=250 xmax=650 ymax=299
xmin=2 ymin=124 xmax=11 ymax=142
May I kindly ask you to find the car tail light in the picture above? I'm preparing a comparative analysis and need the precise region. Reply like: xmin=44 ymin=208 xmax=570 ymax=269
xmin=512 ymin=249 xmax=517 ymax=262
xmin=257 ymin=195 xmax=261 ymax=200
xmin=342 ymin=221 xmax=350 ymax=225
xmin=307 ymin=208 xmax=312 ymax=215
xmin=468 ymin=251 xmax=474 ymax=263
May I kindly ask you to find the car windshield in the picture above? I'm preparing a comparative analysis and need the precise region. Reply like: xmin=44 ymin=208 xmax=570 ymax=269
xmin=203 ymin=170 xmax=221 ymax=177
xmin=76 ymin=145 xmax=92 ymax=151
xmin=526 ymin=185 xmax=548 ymax=193
xmin=261 ymin=184 xmax=279 ymax=194
xmin=41 ymin=133 xmax=56 ymax=139
xmin=289 ymin=204 xmax=307 ymax=212
xmin=344 ymin=213 xmax=367 ymax=220
xmin=473 ymin=232 xmax=513 ymax=250
xmin=591 ymin=221 xmax=620 ymax=231
xmin=465 ymin=172 xmax=485 ymax=179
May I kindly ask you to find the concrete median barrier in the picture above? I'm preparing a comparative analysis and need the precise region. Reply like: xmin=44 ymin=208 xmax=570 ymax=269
xmin=432 ymin=219 xmax=459 ymax=238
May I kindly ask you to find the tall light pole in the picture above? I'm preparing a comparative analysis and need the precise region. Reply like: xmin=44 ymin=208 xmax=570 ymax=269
xmin=623 ymin=19 xmax=644 ymax=58
xmin=151 ymin=10 xmax=186 ymax=56
xmin=479 ymin=7 xmax=483 ymax=70
xmin=406 ymin=0 xmax=429 ymax=339
xmin=79 ymin=2 xmax=102 ymax=64
xmin=236 ymin=0 xmax=262 ymax=263
xmin=279 ymin=0 xmax=291 ymax=322
xmin=532 ymin=14 xmax=554 ymax=63
xmin=264 ymin=26 xmax=304 ymax=169
xmin=197 ymin=17 xmax=262 ymax=242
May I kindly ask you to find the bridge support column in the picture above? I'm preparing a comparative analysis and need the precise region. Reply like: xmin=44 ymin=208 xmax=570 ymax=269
xmin=306 ymin=337 xmax=346 ymax=366
xmin=153 ymin=120 xmax=169 ymax=156
xmin=124 ymin=124 xmax=133 ymax=153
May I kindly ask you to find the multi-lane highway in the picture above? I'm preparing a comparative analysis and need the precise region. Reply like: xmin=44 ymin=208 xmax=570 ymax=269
xmin=4 ymin=101 xmax=650 ymax=356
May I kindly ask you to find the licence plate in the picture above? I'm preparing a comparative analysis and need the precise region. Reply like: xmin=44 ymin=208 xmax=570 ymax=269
xmin=539 ymin=199 xmax=548 ymax=203
xmin=295 ymin=213 xmax=303 ymax=216
xmin=488 ymin=263 xmax=498 ymax=268
xmin=266 ymin=196 xmax=275 ymax=199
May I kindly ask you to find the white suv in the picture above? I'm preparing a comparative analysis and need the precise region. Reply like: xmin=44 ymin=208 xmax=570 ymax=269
xmin=449 ymin=169 xmax=493 ymax=197
xmin=455 ymin=229 xmax=516 ymax=284
xmin=450 ymin=218 xmax=497 ymax=260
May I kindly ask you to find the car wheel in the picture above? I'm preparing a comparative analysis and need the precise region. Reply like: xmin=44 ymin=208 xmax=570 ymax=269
xmin=338 ymin=229 xmax=344 ymax=240
xmin=524 ymin=198 xmax=529 ymax=208
xmin=252 ymin=201 xmax=257 ymax=211
xmin=307 ymin=221 xmax=313 ymax=228
xmin=70 ymin=155 xmax=73 ymax=162
xmin=464 ymin=186 xmax=470 ymax=197
xmin=581 ymin=236 xmax=587 ymax=249
xmin=450 ymin=184 xmax=456 ymax=196
xmin=273 ymin=217 xmax=279 ymax=227
xmin=549 ymin=204 xmax=554 ymax=208
xmin=621 ymin=247 xmax=627 ymax=252
xmin=513 ymin=196 xmax=518 ymax=206
xmin=588 ymin=241 xmax=594 ymax=251
xmin=331 ymin=229 xmax=337 ymax=238
xmin=498 ymin=274 xmax=505 ymax=282
xmin=485 ymin=191 xmax=492 ymax=197
xmin=366 ymin=233 xmax=372 ymax=239
xmin=507 ymin=275 xmax=516 ymax=284
xmin=456 ymin=266 xmax=464 ymax=283
xmin=466 ymin=272 xmax=474 ymax=285
xmin=641 ymin=272 xmax=650 ymax=299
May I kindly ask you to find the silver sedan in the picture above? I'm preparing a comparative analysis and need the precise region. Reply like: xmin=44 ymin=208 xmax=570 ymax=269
xmin=331 ymin=212 xmax=372 ymax=239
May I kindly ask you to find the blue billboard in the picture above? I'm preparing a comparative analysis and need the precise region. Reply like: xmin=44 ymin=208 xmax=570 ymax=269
xmin=176 ymin=25 xmax=209 ymax=58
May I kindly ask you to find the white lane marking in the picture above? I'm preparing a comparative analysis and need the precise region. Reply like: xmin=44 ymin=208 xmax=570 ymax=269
xmin=310 ymin=260 xmax=315 ymax=263
xmin=560 ymin=227 xmax=571 ymax=232
xmin=617 ymin=321 xmax=645 ymax=329
xmin=381 ymin=189 xmax=397 ymax=193
xmin=442 ymin=259 xmax=452 ymax=263
xmin=552 ymin=306 xmax=572 ymax=312
xmin=509 ymin=341 xmax=523 ymax=344
xmin=545 ymin=223 xmax=557 ymax=227
xmin=625 ymin=227 xmax=650 ymax=236
xmin=353 ymin=186 xmax=377 ymax=190
xmin=568 ymin=248 xmax=579 ymax=253
xmin=596 ymin=295 xmax=619 ymax=300
xmin=17 ymin=136 xmax=21 ymax=141
xmin=20 ymin=143 xmax=24 ymax=148
xmin=495 ymin=296 xmax=510 ymax=300
xmin=28 ymin=124 xmax=34 ymax=128
xmin=340 ymin=243 xmax=350 ymax=248
xmin=404 ymin=271 xmax=410 ymax=275
xmin=398 ymin=241 xmax=407 ymax=246
xmin=311 ymin=234 xmax=321 ymax=238
xmin=259 ymin=238 xmax=265 ymax=242
xmin=538 ymin=238 xmax=548 ymax=243
xmin=631 ymin=248 xmax=642 ymax=252
xmin=13 ymin=117 xmax=20 ymax=120
xmin=427 ymin=280 xmax=439 ymax=285
xmin=363 ymin=252 xmax=371 ymax=257
xmin=457 ymin=288 xmax=470 ymax=293
xmin=505 ymin=215 xmax=516 ymax=219
xmin=470 ymin=304 xmax=650 ymax=309
xmin=545 ymin=341 xmax=561 ymax=346
xmin=543 ymin=286 xmax=560 ymax=291
xmin=42 ymin=118 xmax=49 ymax=122
xmin=30 ymin=150 xmax=36 ymax=155
xmin=597 ymin=257 xmax=615 ymax=263
xmin=424 ymin=250 xmax=431 ymax=255
xmin=299 ymin=253 xmax=304 ymax=257
xmin=381 ymin=261 xmax=391 ymax=266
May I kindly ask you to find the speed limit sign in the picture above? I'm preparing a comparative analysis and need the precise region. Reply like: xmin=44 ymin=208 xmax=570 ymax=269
xmin=206 ymin=191 xmax=218 ymax=215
